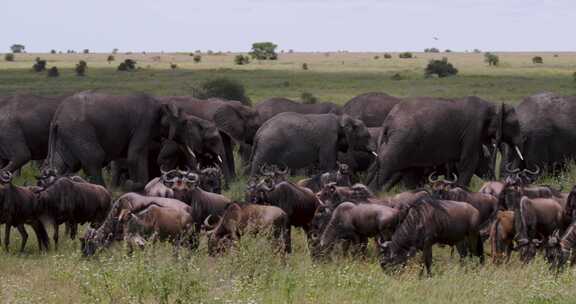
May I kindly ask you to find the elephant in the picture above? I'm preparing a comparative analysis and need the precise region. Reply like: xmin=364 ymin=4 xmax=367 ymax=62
xmin=342 ymin=92 xmax=402 ymax=127
xmin=338 ymin=127 xmax=381 ymax=173
xmin=44 ymin=91 xmax=187 ymax=190
xmin=255 ymin=97 xmax=341 ymax=124
xmin=367 ymin=96 xmax=523 ymax=192
xmin=0 ymin=95 xmax=66 ymax=173
xmin=503 ymin=92 xmax=576 ymax=176
xmin=249 ymin=112 xmax=374 ymax=176
xmin=159 ymin=96 xmax=261 ymax=178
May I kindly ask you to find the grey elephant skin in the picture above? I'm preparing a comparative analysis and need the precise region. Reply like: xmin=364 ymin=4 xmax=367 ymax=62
xmin=342 ymin=92 xmax=402 ymax=128
xmin=255 ymin=97 xmax=341 ymax=124
xmin=0 ymin=95 xmax=66 ymax=173
xmin=368 ymin=96 xmax=522 ymax=191
xmin=505 ymin=92 xmax=576 ymax=173
xmin=250 ymin=112 xmax=373 ymax=175
xmin=45 ymin=91 xmax=184 ymax=189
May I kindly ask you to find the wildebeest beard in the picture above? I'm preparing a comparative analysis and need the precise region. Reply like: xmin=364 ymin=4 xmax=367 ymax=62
xmin=82 ymin=202 xmax=123 ymax=255
xmin=387 ymin=198 xmax=451 ymax=258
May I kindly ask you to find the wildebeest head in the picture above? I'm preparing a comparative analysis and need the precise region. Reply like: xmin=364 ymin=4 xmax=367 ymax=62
xmin=36 ymin=168 xmax=59 ymax=188
xmin=80 ymin=227 xmax=108 ymax=257
xmin=498 ymin=175 xmax=523 ymax=210
xmin=204 ymin=203 xmax=241 ymax=256
xmin=316 ymin=182 xmax=350 ymax=208
xmin=428 ymin=171 xmax=457 ymax=199
xmin=350 ymin=183 xmax=373 ymax=201
xmin=308 ymin=204 xmax=332 ymax=258
xmin=200 ymin=167 xmax=223 ymax=194
xmin=259 ymin=164 xmax=289 ymax=184
xmin=0 ymin=170 xmax=13 ymax=186
xmin=250 ymin=176 xmax=276 ymax=205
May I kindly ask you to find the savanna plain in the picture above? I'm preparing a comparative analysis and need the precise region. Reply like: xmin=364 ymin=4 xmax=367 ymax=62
xmin=1 ymin=51 xmax=576 ymax=303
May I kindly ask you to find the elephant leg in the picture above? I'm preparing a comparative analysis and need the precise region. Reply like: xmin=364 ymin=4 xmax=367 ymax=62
xmin=126 ymin=144 xmax=149 ymax=191
xmin=221 ymin=133 xmax=236 ymax=179
xmin=456 ymin=144 xmax=480 ymax=186
xmin=77 ymin=144 xmax=106 ymax=186
xmin=318 ymin=146 xmax=338 ymax=172
xmin=1 ymin=145 xmax=32 ymax=173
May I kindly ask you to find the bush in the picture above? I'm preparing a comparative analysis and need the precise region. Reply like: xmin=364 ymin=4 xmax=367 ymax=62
xmin=83 ymin=49 xmax=89 ymax=54
xmin=532 ymin=56 xmax=543 ymax=64
xmin=373 ymin=55 xmax=380 ymax=60
xmin=170 ymin=63 xmax=178 ymax=69
xmin=424 ymin=48 xmax=440 ymax=53
xmin=33 ymin=57 xmax=47 ymax=72
xmin=473 ymin=49 xmax=482 ymax=53
xmin=193 ymin=55 xmax=202 ymax=63
xmin=425 ymin=57 xmax=458 ymax=78
xmin=75 ymin=60 xmax=87 ymax=76
xmin=118 ymin=59 xmax=136 ymax=71
xmin=302 ymin=63 xmax=308 ymax=70
xmin=4 ymin=53 xmax=14 ymax=62
xmin=391 ymin=73 xmax=403 ymax=80
xmin=383 ymin=53 xmax=392 ymax=59
xmin=50 ymin=49 xmax=56 ymax=54
xmin=399 ymin=52 xmax=413 ymax=59
xmin=192 ymin=78 xmax=250 ymax=105
xmin=234 ymin=55 xmax=250 ymax=65
xmin=484 ymin=52 xmax=499 ymax=66
xmin=300 ymin=92 xmax=318 ymax=104
xmin=445 ymin=49 xmax=452 ymax=53
xmin=47 ymin=67 xmax=59 ymax=77
xmin=107 ymin=55 xmax=115 ymax=63
xmin=10 ymin=44 xmax=25 ymax=53
xmin=250 ymin=42 xmax=278 ymax=60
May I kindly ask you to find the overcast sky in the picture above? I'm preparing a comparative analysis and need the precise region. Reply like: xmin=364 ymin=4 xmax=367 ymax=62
xmin=2 ymin=0 xmax=574 ymax=53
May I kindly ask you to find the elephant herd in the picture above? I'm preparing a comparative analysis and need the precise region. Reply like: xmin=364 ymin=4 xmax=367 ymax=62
xmin=2 ymin=90 xmax=576 ymax=275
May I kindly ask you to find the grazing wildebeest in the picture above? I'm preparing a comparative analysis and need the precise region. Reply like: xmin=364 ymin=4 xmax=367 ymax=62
xmin=203 ymin=202 xmax=290 ymax=255
xmin=319 ymin=202 xmax=400 ymax=256
xmin=0 ymin=171 xmax=49 ymax=252
xmin=315 ymin=182 xmax=354 ymax=208
xmin=80 ymin=192 xmax=193 ymax=256
xmin=36 ymin=172 xmax=112 ymax=249
xmin=489 ymin=210 xmax=515 ymax=264
xmin=548 ymin=222 xmax=576 ymax=271
xmin=379 ymin=197 xmax=483 ymax=276
xmin=297 ymin=163 xmax=353 ymax=193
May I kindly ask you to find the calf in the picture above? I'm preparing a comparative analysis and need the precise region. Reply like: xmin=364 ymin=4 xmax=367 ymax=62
xmin=204 ymin=202 xmax=290 ymax=255
xmin=489 ymin=211 xmax=515 ymax=264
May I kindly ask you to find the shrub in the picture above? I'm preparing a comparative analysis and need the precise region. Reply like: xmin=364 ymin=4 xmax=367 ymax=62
xmin=532 ymin=56 xmax=543 ymax=64
xmin=192 ymin=78 xmax=250 ymax=105
xmin=399 ymin=52 xmax=413 ymax=59
xmin=112 ymin=48 xmax=118 ymax=54
xmin=50 ymin=49 xmax=56 ymax=54
xmin=302 ymin=63 xmax=308 ymax=70
xmin=300 ymin=92 xmax=318 ymax=104
xmin=170 ymin=63 xmax=178 ymax=69
xmin=193 ymin=55 xmax=202 ymax=63
xmin=234 ymin=55 xmax=250 ymax=65
xmin=554 ymin=54 xmax=559 ymax=58
xmin=47 ymin=67 xmax=59 ymax=77
xmin=383 ymin=53 xmax=392 ymax=59
xmin=391 ymin=73 xmax=403 ymax=80
xmin=118 ymin=59 xmax=136 ymax=71
xmin=33 ymin=57 xmax=47 ymax=72
xmin=473 ymin=49 xmax=482 ymax=53
xmin=445 ymin=49 xmax=452 ymax=53
xmin=250 ymin=42 xmax=278 ymax=60
xmin=107 ymin=55 xmax=115 ymax=63
xmin=75 ymin=60 xmax=87 ymax=76
xmin=424 ymin=48 xmax=440 ymax=53
xmin=484 ymin=52 xmax=499 ymax=66
xmin=374 ymin=55 xmax=380 ymax=60
xmin=10 ymin=44 xmax=25 ymax=53
xmin=4 ymin=53 xmax=14 ymax=62
xmin=83 ymin=49 xmax=89 ymax=54
xmin=425 ymin=57 xmax=458 ymax=78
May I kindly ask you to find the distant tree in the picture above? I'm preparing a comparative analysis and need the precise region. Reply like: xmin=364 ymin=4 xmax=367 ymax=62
xmin=4 ymin=53 xmax=14 ymax=62
xmin=112 ymin=48 xmax=118 ymax=54
xmin=484 ymin=52 xmax=499 ymax=66
xmin=47 ymin=67 xmax=59 ymax=77
xmin=10 ymin=44 xmax=25 ymax=53
xmin=83 ymin=49 xmax=90 ymax=54
xmin=398 ymin=52 xmax=413 ymax=59
xmin=554 ymin=54 xmax=559 ymax=58
xmin=302 ymin=63 xmax=308 ymax=70
xmin=374 ymin=55 xmax=380 ymax=60
xmin=207 ymin=50 xmax=214 ymax=55
xmin=117 ymin=59 xmax=136 ymax=71
xmin=444 ymin=49 xmax=452 ymax=53
xmin=107 ymin=55 xmax=115 ymax=63
xmin=234 ymin=55 xmax=250 ymax=65
xmin=424 ymin=48 xmax=440 ymax=53
xmin=425 ymin=57 xmax=458 ymax=78
xmin=33 ymin=57 xmax=47 ymax=72
xmin=50 ymin=49 xmax=56 ymax=54
xmin=75 ymin=60 xmax=87 ymax=76
xmin=300 ymin=92 xmax=318 ymax=104
xmin=193 ymin=54 xmax=202 ymax=63
xmin=532 ymin=56 xmax=543 ymax=64
xmin=288 ymin=49 xmax=294 ymax=53
xmin=250 ymin=42 xmax=278 ymax=60
xmin=192 ymin=77 xmax=250 ymax=105
xmin=383 ymin=53 xmax=392 ymax=59
xmin=473 ymin=49 xmax=482 ymax=53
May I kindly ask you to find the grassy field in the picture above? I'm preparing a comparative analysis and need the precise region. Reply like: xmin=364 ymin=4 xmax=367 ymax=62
xmin=1 ymin=52 xmax=576 ymax=303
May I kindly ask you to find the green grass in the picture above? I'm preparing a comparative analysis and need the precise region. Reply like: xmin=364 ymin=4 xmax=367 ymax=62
xmin=2 ymin=51 xmax=576 ymax=303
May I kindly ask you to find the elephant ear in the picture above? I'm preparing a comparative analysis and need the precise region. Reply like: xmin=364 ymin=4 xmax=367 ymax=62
xmin=213 ymin=105 xmax=245 ymax=143
xmin=496 ymin=103 xmax=504 ymax=145
xmin=161 ymin=102 xmax=183 ymax=140
xmin=339 ymin=115 xmax=355 ymax=151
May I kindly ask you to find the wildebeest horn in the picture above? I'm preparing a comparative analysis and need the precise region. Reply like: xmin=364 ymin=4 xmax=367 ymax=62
xmin=216 ymin=155 xmax=223 ymax=164
xmin=372 ymin=151 xmax=378 ymax=157
xmin=184 ymin=172 xmax=199 ymax=183
xmin=445 ymin=173 xmax=458 ymax=184
xmin=523 ymin=164 xmax=540 ymax=176
xmin=203 ymin=215 xmax=216 ymax=230
xmin=505 ymin=163 xmax=521 ymax=174
xmin=260 ymin=164 xmax=274 ymax=176
xmin=186 ymin=145 xmax=196 ymax=159
xmin=428 ymin=171 xmax=440 ymax=183
xmin=276 ymin=164 xmax=289 ymax=175
xmin=0 ymin=171 xmax=13 ymax=184
xmin=514 ymin=146 xmax=524 ymax=161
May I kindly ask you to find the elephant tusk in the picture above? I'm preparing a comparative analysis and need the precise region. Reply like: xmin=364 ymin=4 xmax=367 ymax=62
xmin=186 ymin=145 xmax=196 ymax=159
xmin=514 ymin=146 xmax=524 ymax=161
xmin=372 ymin=151 xmax=378 ymax=157
xmin=217 ymin=155 xmax=223 ymax=164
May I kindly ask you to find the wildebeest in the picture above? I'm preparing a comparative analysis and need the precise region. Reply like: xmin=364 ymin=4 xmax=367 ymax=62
xmin=35 ymin=171 xmax=111 ymax=249
xmin=319 ymin=202 xmax=400 ymax=256
xmin=316 ymin=182 xmax=354 ymax=208
xmin=0 ymin=171 xmax=49 ymax=252
xmin=548 ymin=222 xmax=576 ymax=271
xmin=81 ymin=192 xmax=193 ymax=256
xmin=489 ymin=210 xmax=515 ymax=264
xmin=379 ymin=197 xmax=483 ymax=276
xmin=203 ymin=202 xmax=290 ymax=255
xmin=297 ymin=163 xmax=353 ymax=193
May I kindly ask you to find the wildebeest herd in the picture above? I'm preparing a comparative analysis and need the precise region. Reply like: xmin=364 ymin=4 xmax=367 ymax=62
xmin=2 ymin=90 xmax=576 ymax=276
